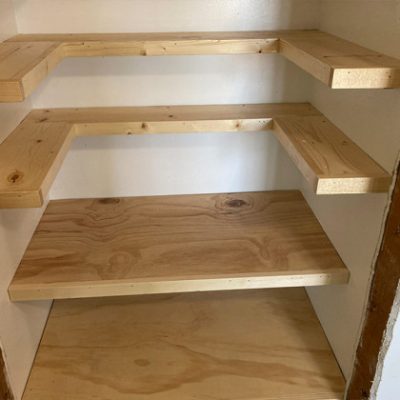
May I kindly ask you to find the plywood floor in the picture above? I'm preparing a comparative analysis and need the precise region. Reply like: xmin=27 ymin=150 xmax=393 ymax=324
xmin=23 ymin=288 xmax=345 ymax=400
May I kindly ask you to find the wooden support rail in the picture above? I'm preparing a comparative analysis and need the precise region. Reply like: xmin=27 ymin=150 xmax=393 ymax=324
xmin=0 ymin=103 xmax=391 ymax=208
xmin=1 ymin=30 xmax=400 ymax=102
xmin=8 ymin=191 xmax=349 ymax=301
xmin=21 ymin=289 xmax=345 ymax=400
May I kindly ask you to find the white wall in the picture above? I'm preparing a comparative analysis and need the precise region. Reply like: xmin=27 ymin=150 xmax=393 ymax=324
xmin=0 ymin=2 xmax=51 ymax=399
xmin=13 ymin=0 xmax=319 ymax=32
xmin=305 ymin=0 xmax=400 ymax=389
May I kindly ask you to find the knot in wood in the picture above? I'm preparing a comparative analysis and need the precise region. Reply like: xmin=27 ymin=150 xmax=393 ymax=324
xmin=7 ymin=170 xmax=23 ymax=184
xmin=226 ymin=199 xmax=248 ymax=208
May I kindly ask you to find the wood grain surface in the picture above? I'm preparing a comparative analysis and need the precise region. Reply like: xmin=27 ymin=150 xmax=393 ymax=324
xmin=279 ymin=31 xmax=400 ymax=89
xmin=9 ymin=191 xmax=349 ymax=301
xmin=273 ymin=116 xmax=392 ymax=194
xmin=22 ymin=288 xmax=346 ymax=400
xmin=0 ymin=348 xmax=13 ymax=400
xmin=0 ymin=103 xmax=391 ymax=208
xmin=1 ymin=30 xmax=399 ymax=102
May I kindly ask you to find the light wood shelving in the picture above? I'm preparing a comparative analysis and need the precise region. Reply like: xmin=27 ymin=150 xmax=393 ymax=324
xmin=22 ymin=289 xmax=345 ymax=400
xmin=9 ymin=191 xmax=349 ymax=301
xmin=1 ymin=19 xmax=367 ymax=400
xmin=1 ymin=30 xmax=400 ymax=102
xmin=0 ymin=103 xmax=391 ymax=208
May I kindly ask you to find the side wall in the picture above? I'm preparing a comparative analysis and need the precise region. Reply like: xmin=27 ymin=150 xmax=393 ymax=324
xmin=305 ymin=0 xmax=400 ymax=386
xmin=0 ymin=2 xmax=51 ymax=399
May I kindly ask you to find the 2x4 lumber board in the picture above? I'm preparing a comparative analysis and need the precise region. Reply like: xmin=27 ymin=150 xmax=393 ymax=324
xmin=8 ymin=191 xmax=349 ymax=301
xmin=0 ymin=103 xmax=313 ymax=208
xmin=1 ymin=31 xmax=400 ymax=102
xmin=0 ymin=41 xmax=64 ymax=102
xmin=279 ymin=31 xmax=400 ymax=89
xmin=0 ymin=120 xmax=73 ymax=208
xmin=273 ymin=116 xmax=392 ymax=194
xmin=0 ymin=31 xmax=279 ymax=102
xmin=0 ymin=104 xmax=391 ymax=208
xmin=22 ymin=289 xmax=346 ymax=400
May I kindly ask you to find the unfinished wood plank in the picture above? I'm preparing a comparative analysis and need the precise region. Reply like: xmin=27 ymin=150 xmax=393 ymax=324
xmin=0 ymin=348 xmax=13 ymax=400
xmin=0 ymin=103 xmax=319 ymax=209
xmin=22 ymin=289 xmax=346 ymax=400
xmin=273 ymin=115 xmax=392 ymax=194
xmin=0 ymin=41 xmax=64 ymax=101
xmin=8 ymin=191 xmax=349 ymax=301
xmin=0 ymin=119 xmax=73 ymax=208
xmin=1 ymin=31 xmax=279 ymax=102
xmin=0 ymin=104 xmax=392 ymax=208
xmin=61 ymin=32 xmax=278 ymax=58
xmin=1 ymin=30 xmax=399 ymax=101
xmin=9 ymin=191 xmax=348 ymax=300
xmin=27 ymin=103 xmax=318 ymax=124
xmin=279 ymin=30 xmax=400 ymax=88
xmin=8 ymin=31 xmax=280 ymax=58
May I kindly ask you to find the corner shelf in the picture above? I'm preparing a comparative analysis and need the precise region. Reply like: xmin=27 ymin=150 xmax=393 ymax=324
xmin=0 ymin=104 xmax=392 ymax=208
xmin=22 ymin=289 xmax=345 ymax=400
xmin=0 ymin=103 xmax=391 ymax=208
xmin=9 ymin=191 xmax=349 ymax=301
xmin=1 ymin=30 xmax=400 ymax=102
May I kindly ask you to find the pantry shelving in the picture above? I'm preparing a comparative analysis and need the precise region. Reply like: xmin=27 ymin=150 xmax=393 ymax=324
xmin=3 ymin=6 xmax=397 ymax=398
xmin=0 ymin=103 xmax=391 ymax=209
xmin=1 ymin=30 xmax=400 ymax=102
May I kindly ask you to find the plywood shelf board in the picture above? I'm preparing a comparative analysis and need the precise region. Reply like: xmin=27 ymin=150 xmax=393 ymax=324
xmin=1 ymin=30 xmax=399 ymax=102
xmin=0 ymin=103 xmax=391 ymax=208
xmin=22 ymin=288 xmax=345 ymax=400
xmin=8 ymin=190 xmax=349 ymax=301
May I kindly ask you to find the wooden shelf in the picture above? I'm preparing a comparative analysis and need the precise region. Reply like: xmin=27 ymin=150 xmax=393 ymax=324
xmin=272 ymin=115 xmax=392 ymax=194
xmin=9 ymin=191 xmax=349 ymax=301
xmin=22 ymin=289 xmax=345 ymax=400
xmin=1 ymin=30 xmax=399 ymax=102
xmin=0 ymin=103 xmax=391 ymax=208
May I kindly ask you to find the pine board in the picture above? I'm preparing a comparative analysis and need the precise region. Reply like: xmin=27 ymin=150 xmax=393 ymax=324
xmin=1 ymin=30 xmax=399 ymax=102
xmin=0 ymin=103 xmax=391 ymax=209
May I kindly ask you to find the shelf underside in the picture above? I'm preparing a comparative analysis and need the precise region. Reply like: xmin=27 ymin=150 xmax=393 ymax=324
xmin=0 ymin=103 xmax=391 ymax=208
xmin=22 ymin=289 xmax=345 ymax=400
xmin=9 ymin=191 xmax=349 ymax=301
xmin=1 ymin=30 xmax=400 ymax=102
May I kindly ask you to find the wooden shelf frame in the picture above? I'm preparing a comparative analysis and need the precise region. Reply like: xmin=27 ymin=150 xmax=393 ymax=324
xmin=9 ymin=191 xmax=349 ymax=301
xmin=22 ymin=289 xmax=346 ymax=400
xmin=1 ymin=30 xmax=400 ymax=102
xmin=0 ymin=103 xmax=391 ymax=208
